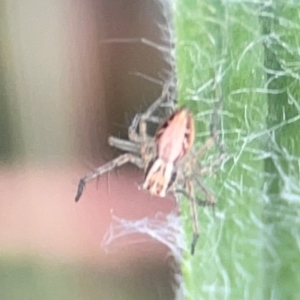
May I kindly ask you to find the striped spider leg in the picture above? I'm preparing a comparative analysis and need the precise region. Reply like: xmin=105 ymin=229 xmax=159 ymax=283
xmin=75 ymin=82 xmax=174 ymax=202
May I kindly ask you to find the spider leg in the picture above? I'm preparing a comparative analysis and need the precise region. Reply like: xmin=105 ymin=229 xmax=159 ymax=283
xmin=108 ymin=136 xmax=140 ymax=155
xmin=139 ymin=81 xmax=174 ymax=142
xmin=127 ymin=81 xmax=173 ymax=146
xmin=193 ymin=177 xmax=215 ymax=205
xmin=75 ymin=153 xmax=143 ymax=202
xmin=128 ymin=114 xmax=142 ymax=142
xmin=142 ymin=80 xmax=174 ymax=120
xmin=193 ymin=177 xmax=217 ymax=219
xmin=128 ymin=114 xmax=165 ymax=140
xmin=175 ymin=186 xmax=215 ymax=208
xmin=210 ymin=95 xmax=226 ymax=155
xmin=186 ymin=180 xmax=200 ymax=255
xmin=195 ymin=91 xmax=225 ymax=157
xmin=129 ymin=114 xmax=167 ymax=144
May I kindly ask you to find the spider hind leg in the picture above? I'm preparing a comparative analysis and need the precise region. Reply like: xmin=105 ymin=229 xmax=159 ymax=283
xmin=75 ymin=153 xmax=143 ymax=202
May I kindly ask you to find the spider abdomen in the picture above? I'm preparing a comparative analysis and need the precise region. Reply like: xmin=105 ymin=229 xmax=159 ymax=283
xmin=142 ymin=108 xmax=195 ymax=197
xmin=155 ymin=108 xmax=195 ymax=164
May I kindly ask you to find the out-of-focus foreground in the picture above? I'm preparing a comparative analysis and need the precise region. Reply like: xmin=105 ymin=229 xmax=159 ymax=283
xmin=0 ymin=0 xmax=176 ymax=299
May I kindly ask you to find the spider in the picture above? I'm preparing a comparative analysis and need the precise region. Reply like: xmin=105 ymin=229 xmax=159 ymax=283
xmin=75 ymin=83 xmax=226 ymax=254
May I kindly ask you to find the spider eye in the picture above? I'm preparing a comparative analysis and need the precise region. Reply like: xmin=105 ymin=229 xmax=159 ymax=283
xmin=167 ymin=170 xmax=177 ymax=190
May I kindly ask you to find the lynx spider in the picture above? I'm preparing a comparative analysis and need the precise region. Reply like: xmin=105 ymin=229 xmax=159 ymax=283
xmin=75 ymin=82 xmax=226 ymax=254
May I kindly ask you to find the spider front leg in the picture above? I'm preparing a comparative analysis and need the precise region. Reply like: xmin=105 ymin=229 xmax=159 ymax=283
xmin=139 ymin=82 xmax=174 ymax=142
xmin=194 ymin=96 xmax=226 ymax=162
xmin=127 ymin=113 xmax=164 ymax=144
xmin=75 ymin=153 xmax=143 ymax=202
xmin=128 ymin=96 xmax=170 ymax=143
xmin=128 ymin=80 xmax=176 ymax=146
xmin=128 ymin=114 xmax=143 ymax=143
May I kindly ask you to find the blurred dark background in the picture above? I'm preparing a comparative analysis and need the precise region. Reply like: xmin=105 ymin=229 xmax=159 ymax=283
xmin=0 ymin=0 xmax=177 ymax=299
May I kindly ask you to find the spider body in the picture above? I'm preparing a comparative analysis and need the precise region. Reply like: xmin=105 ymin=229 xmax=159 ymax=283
xmin=143 ymin=108 xmax=195 ymax=197
xmin=75 ymin=84 xmax=226 ymax=254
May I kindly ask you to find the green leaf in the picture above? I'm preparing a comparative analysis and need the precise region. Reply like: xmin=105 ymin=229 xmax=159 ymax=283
xmin=175 ymin=1 xmax=300 ymax=299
